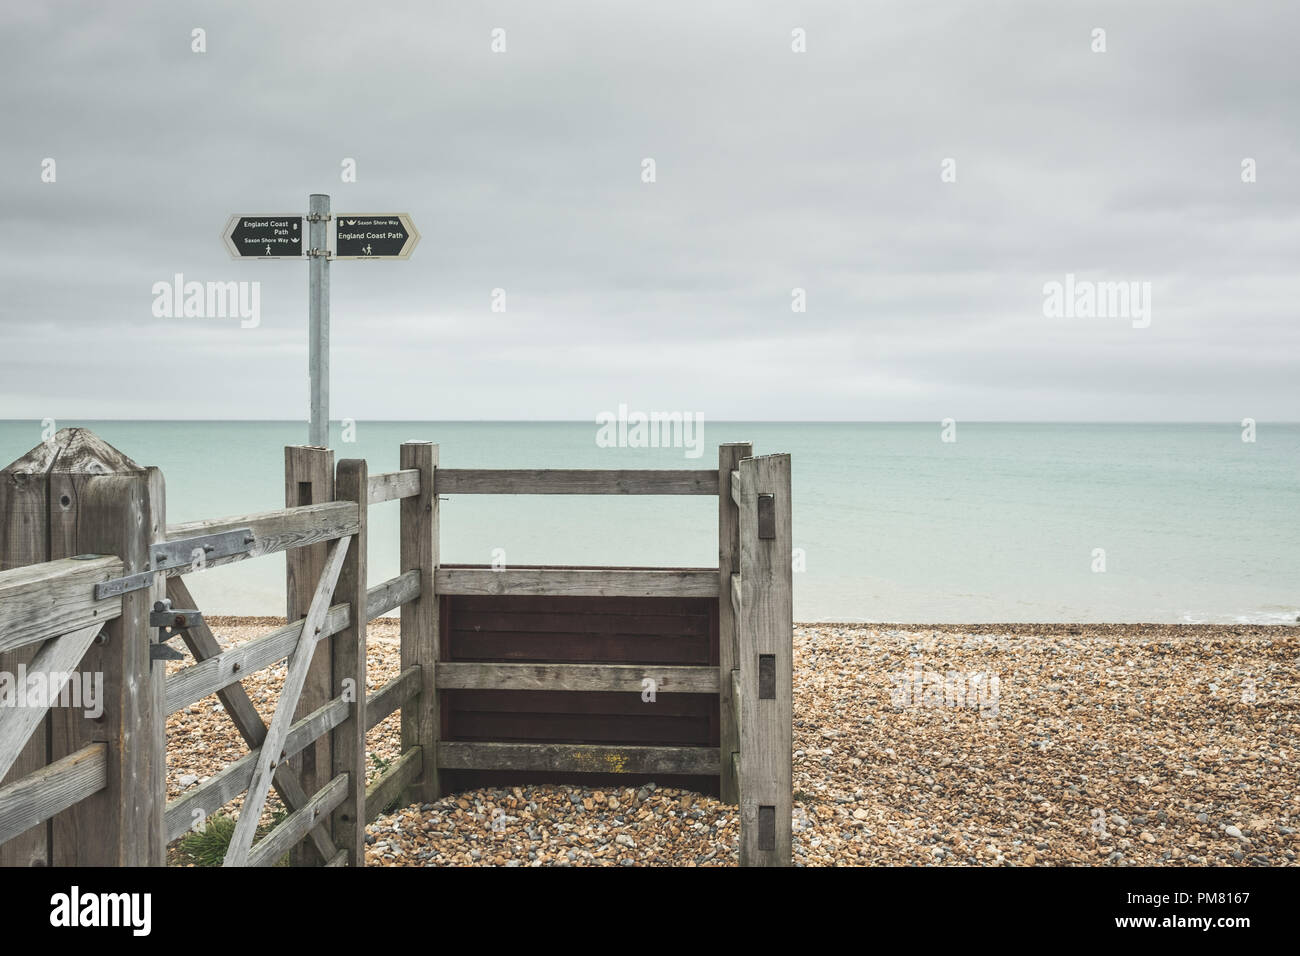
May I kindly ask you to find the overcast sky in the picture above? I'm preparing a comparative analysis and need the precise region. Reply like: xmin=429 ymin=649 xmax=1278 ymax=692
xmin=0 ymin=1 xmax=1296 ymax=422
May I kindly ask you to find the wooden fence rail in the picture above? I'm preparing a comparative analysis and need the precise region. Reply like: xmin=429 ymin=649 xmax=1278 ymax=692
xmin=0 ymin=556 xmax=123 ymax=653
xmin=0 ymin=744 xmax=107 ymax=848
xmin=367 ymin=469 xmax=421 ymax=505
xmin=436 ymin=468 xmax=719 ymax=495
xmin=435 ymin=567 xmax=719 ymax=598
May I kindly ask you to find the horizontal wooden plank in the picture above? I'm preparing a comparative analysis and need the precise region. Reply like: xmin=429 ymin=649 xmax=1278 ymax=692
xmin=366 ymin=570 xmax=420 ymax=620
xmin=437 ymin=469 xmax=719 ymax=496
xmin=365 ymin=666 xmax=421 ymax=732
xmin=448 ymin=593 xmax=711 ymax=617
xmin=446 ymin=711 xmax=711 ymax=747
xmin=437 ymin=662 xmax=719 ymax=694
xmin=0 ymin=744 xmax=107 ymax=847
xmin=166 ymin=575 xmax=413 ymax=715
xmin=437 ymin=742 xmax=719 ymax=775
xmin=437 ymin=568 xmax=719 ymax=598
xmin=166 ymin=604 xmax=349 ymax=715
xmin=445 ymin=689 xmax=715 ymax=718
xmin=367 ymin=470 xmax=421 ymax=505
xmin=447 ymin=630 xmax=712 ymax=666
xmin=248 ymin=774 xmax=349 ymax=868
xmin=448 ymin=608 xmax=710 ymax=637
xmin=364 ymin=747 xmax=422 ymax=824
xmin=0 ymin=556 xmax=122 ymax=653
xmin=165 ymin=501 xmax=360 ymax=571
xmin=365 ymin=574 xmax=418 ymax=620
xmin=165 ymin=696 xmax=350 ymax=842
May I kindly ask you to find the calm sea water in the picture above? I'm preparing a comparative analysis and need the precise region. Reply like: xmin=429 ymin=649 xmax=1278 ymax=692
xmin=2 ymin=421 xmax=1296 ymax=624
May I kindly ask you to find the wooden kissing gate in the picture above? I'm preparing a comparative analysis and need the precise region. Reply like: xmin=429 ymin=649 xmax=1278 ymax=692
xmin=0 ymin=429 xmax=793 ymax=867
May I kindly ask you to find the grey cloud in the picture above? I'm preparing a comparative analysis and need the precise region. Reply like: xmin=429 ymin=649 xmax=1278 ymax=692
xmin=0 ymin=0 xmax=1296 ymax=421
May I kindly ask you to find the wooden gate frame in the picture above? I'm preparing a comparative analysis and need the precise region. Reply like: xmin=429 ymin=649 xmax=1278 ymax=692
xmin=0 ymin=434 xmax=413 ymax=868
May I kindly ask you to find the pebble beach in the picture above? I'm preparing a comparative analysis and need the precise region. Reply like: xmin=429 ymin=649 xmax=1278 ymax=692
xmin=166 ymin=619 xmax=1298 ymax=867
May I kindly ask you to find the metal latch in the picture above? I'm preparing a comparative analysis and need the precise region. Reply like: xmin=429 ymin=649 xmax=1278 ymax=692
xmin=150 ymin=599 xmax=202 ymax=661
xmin=94 ymin=527 xmax=256 ymax=600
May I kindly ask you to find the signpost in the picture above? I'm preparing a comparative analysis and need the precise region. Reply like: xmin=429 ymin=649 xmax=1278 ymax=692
xmin=335 ymin=214 xmax=420 ymax=260
xmin=221 ymin=215 xmax=304 ymax=258
xmin=223 ymin=195 xmax=418 ymax=446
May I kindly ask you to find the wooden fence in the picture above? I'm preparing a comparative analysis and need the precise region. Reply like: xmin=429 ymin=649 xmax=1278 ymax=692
xmin=0 ymin=428 xmax=791 ymax=866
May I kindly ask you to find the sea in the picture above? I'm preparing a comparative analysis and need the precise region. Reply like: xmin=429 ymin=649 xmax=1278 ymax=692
xmin=2 ymin=421 xmax=1296 ymax=625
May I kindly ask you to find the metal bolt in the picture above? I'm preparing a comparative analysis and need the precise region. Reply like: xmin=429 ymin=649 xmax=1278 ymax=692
xmin=232 ymin=661 xmax=241 ymax=673
xmin=94 ymin=630 xmax=109 ymax=646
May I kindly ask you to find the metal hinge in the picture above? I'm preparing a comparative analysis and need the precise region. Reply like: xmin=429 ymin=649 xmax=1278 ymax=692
xmin=94 ymin=527 xmax=256 ymax=600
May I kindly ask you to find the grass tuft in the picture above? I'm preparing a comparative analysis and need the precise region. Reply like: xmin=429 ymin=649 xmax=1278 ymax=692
xmin=178 ymin=807 xmax=292 ymax=866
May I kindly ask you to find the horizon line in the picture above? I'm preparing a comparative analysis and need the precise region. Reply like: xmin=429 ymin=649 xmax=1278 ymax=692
xmin=3 ymin=419 xmax=1297 ymax=426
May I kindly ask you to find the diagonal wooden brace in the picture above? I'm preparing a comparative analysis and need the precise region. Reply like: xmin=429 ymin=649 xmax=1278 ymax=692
xmin=223 ymin=535 xmax=350 ymax=867
xmin=166 ymin=577 xmax=339 ymax=864
xmin=0 ymin=622 xmax=103 ymax=781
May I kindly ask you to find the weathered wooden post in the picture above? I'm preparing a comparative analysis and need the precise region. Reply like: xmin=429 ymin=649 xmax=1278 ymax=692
xmin=0 ymin=427 xmax=165 ymax=865
xmin=285 ymin=444 xmax=334 ymax=864
xmin=332 ymin=459 xmax=368 ymax=864
xmin=0 ymin=432 xmax=60 ymax=866
xmin=735 ymin=453 xmax=793 ymax=866
xmin=717 ymin=442 xmax=751 ymax=805
xmin=66 ymin=468 xmax=167 ymax=865
xmin=399 ymin=441 xmax=440 ymax=803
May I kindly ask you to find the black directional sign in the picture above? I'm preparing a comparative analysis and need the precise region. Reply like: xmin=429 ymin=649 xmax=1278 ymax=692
xmin=334 ymin=213 xmax=420 ymax=260
xmin=222 ymin=215 xmax=304 ymax=258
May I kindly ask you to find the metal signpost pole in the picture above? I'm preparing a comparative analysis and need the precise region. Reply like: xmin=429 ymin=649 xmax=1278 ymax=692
xmin=222 ymin=199 xmax=417 ymax=449
xmin=308 ymin=193 xmax=331 ymax=448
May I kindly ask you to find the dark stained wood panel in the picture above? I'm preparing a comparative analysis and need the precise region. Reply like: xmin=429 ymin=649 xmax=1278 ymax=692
xmin=439 ymin=592 xmax=721 ymax=796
